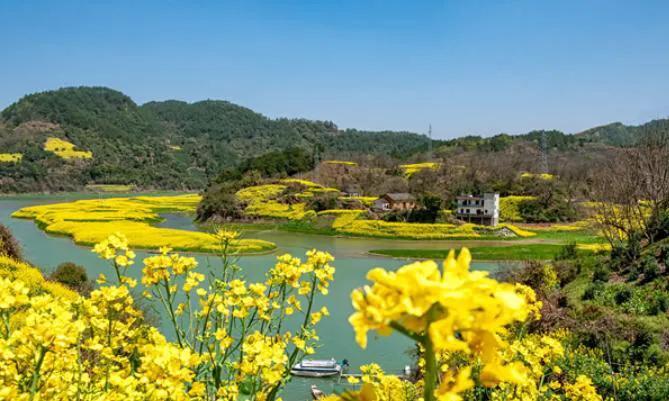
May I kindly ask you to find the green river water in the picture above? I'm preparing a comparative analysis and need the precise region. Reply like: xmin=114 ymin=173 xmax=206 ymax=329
xmin=0 ymin=193 xmax=513 ymax=400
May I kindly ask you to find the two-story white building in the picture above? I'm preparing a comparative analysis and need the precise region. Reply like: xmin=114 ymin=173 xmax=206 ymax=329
xmin=455 ymin=193 xmax=500 ymax=226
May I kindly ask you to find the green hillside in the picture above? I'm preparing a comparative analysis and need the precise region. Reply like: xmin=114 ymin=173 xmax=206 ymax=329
xmin=0 ymin=86 xmax=666 ymax=193
xmin=0 ymin=87 xmax=428 ymax=192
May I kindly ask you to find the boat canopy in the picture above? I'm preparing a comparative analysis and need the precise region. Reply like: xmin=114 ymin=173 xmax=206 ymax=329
xmin=298 ymin=359 xmax=337 ymax=369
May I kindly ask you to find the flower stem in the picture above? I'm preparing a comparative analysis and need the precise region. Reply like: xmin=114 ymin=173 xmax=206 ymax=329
xmin=29 ymin=346 xmax=47 ymax=400
xmin=423 ymin=336 xmax=438 ymax=401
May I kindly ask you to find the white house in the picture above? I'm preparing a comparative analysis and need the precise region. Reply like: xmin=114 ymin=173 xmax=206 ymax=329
xmin=455 ymin=193 xmax=500 ymax=226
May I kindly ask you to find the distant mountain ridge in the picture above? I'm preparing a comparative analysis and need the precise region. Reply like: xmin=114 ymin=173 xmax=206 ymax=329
xmin=0 ymin=86 xmax=666 ymax=193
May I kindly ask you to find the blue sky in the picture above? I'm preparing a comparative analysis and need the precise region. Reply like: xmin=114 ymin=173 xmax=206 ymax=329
xmin=1 ymin=1 xmax=668 ymax=138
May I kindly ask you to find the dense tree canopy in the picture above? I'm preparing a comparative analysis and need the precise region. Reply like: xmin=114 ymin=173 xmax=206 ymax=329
xmin=1 ymin=86 xmax=667 ymax=193
xmin=0 ymin=87 xmax=431 ymax=192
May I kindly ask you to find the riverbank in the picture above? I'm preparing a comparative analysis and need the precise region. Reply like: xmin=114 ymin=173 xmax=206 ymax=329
xmin=0 ymin=189 xmax=198 ymax=198
xmin=6 ymin=191 xmax=607 ymax=261
xmin=368 ymin=243 xmax=603 ymax=261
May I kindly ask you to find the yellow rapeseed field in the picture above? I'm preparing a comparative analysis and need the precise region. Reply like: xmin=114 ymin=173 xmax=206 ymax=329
xmin=12 ymin=194 xmax=275 ymax=254
xmin=236 ymin=180 xmax=337 ymax=220
xmin=316 ymin=209 xmax=536 ymax=239
xmin=332 ymin=219 xmax=536 ymax=239
xmin=86 ymin=184 xmax=135 ymax=192
xmin=0 ymin=255 xmax=78 ymax=301
xmin=0 ymin=153 xmax=22 ymax=162
xmin=318 ymin=209 xmax=366 ymax=228
xmin=233 ymin=180 xmax=539 ymax=239
xmin=44 ymin=137 xmax=93 ymax=159
xmin=323 ymin=160 xmax=357 ymax=166
xmin=520 ymin=172 xmax=555 ymax=180
xmin=399 ymin=162 xmax=441 ymax=177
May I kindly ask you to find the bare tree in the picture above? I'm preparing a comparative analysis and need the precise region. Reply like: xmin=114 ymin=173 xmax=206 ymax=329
xmin=591 ymin=124 xmax=669 ymax=246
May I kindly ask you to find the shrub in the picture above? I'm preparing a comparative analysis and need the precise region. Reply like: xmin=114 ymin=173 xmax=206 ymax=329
xmin=614 ymin=287 xmax=632 ymax=305
xmin=658 ymin=243 xmax=669 ymax=263
xmin=306 ymin=192 xmax=340 ymax=212
xmin=643 ymin=343 xmax=668 ymax=366
xmin=382 ymin=210 xmax=410 ymax=222
xmin=50 ymin=262 xmax=92 ymax=295
xmin=408 ymin=193 xmax=443 ymax=223
xmin=583 ymin=282 xmax=604 ymax=300
xmin=196 ymin=182 xmax=246 ymax=221
xmin=553 ymin=260 xmax=579 ymax=286
xmin=592 ymin=266 xmax=611 ymax=283
xmin=649 ymin=292 xmax=669 ymax=315
xmin=640 ymin=255 xmax=660 ymax=283
xmin=501 ymin=261 xmax=558 ymax=293
xmin=518 ymin=192 xmax=578 ymax=223
xmin=0 ymin=224 xmax=22 ymax=260
xmin=555 ymin=242 xmax=578 ymax=261
xmin=610 ymin=232 xmax=643 ymax=273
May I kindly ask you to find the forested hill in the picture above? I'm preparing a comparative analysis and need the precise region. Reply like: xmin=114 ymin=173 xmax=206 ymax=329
xmin=0 ymin=86 xmax=666 ymax=193
xmin=431 ymin=119 xmax=669 ymax=154
xmin=0 ymin=87 xmax=428 ymax=192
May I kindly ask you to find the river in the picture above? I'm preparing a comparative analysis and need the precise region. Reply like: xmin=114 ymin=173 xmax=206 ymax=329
xmin=0 ymin=193 xmax=512 ymax=400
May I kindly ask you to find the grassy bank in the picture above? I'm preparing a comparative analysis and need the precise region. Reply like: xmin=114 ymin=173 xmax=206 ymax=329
xmin=369 ymin=243 xmax=598 ymax=261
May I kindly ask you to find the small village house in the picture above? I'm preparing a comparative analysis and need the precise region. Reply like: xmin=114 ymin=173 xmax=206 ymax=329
xmin=373 ymin=193 xmax=416 ymax=212
xmin=455 ymin=193 xmax=500 ymax=226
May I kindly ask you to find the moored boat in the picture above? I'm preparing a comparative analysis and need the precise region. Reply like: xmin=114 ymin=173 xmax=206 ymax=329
xmin=291 ymin=358 xmax=344 ymax=378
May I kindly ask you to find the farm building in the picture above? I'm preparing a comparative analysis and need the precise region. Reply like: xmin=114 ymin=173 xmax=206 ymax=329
xmin=456 ymin=193 xmax=500 ymax=226
xmin=373 ymin=193 xmax=416 ymax=212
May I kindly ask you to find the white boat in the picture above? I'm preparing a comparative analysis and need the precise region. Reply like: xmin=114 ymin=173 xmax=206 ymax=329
xmin=291 ymin=358 xmax=343 ymax=378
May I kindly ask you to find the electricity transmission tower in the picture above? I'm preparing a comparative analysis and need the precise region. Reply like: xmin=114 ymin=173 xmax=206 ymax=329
xmin=427 ymin=124 xmax=433 ymax=161
xmin=540 ymin=131 xmax=549 ymax=173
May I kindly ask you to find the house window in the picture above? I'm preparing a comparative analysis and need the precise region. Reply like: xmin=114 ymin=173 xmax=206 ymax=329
xmin=466 ymin=209 xmax=470 ymax=214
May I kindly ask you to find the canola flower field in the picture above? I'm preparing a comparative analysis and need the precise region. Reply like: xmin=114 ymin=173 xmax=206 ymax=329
xmin=85 ymin=184 xmax=136 ymax=192
xmin=399 ymin=162 xmax=441 ymax=177
xmin=12 ymin=194 xmax=276 ymax=254
xmin=0 ymin=152 xmax=22 ymax=163
xmin=520 ymin=172 xmax=555 ymax=181
xmin=44 ymin=136 xmax=93 ymax=159
xmin=0 ymin=232 xmax=606 ymax=401
xmin=236 ymin=180 xmax=339 ymax=221
xmin=235 ymin=180 xmax=548 ymax=240
xmin=323 ymin=160 xmax=358 ymax=166
xmin=331 ymin=219 xmax=537 ymax=240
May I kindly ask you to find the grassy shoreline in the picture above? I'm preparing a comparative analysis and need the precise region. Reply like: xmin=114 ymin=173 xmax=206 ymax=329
xmin=0 ymin=190 xmax=197 ymax=199
xmin=368 ymin=244 xmax=599 ymax=261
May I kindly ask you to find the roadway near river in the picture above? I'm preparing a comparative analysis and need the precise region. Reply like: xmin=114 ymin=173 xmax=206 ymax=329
xmin=0 ymin=193 xmax=524 ymax=400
